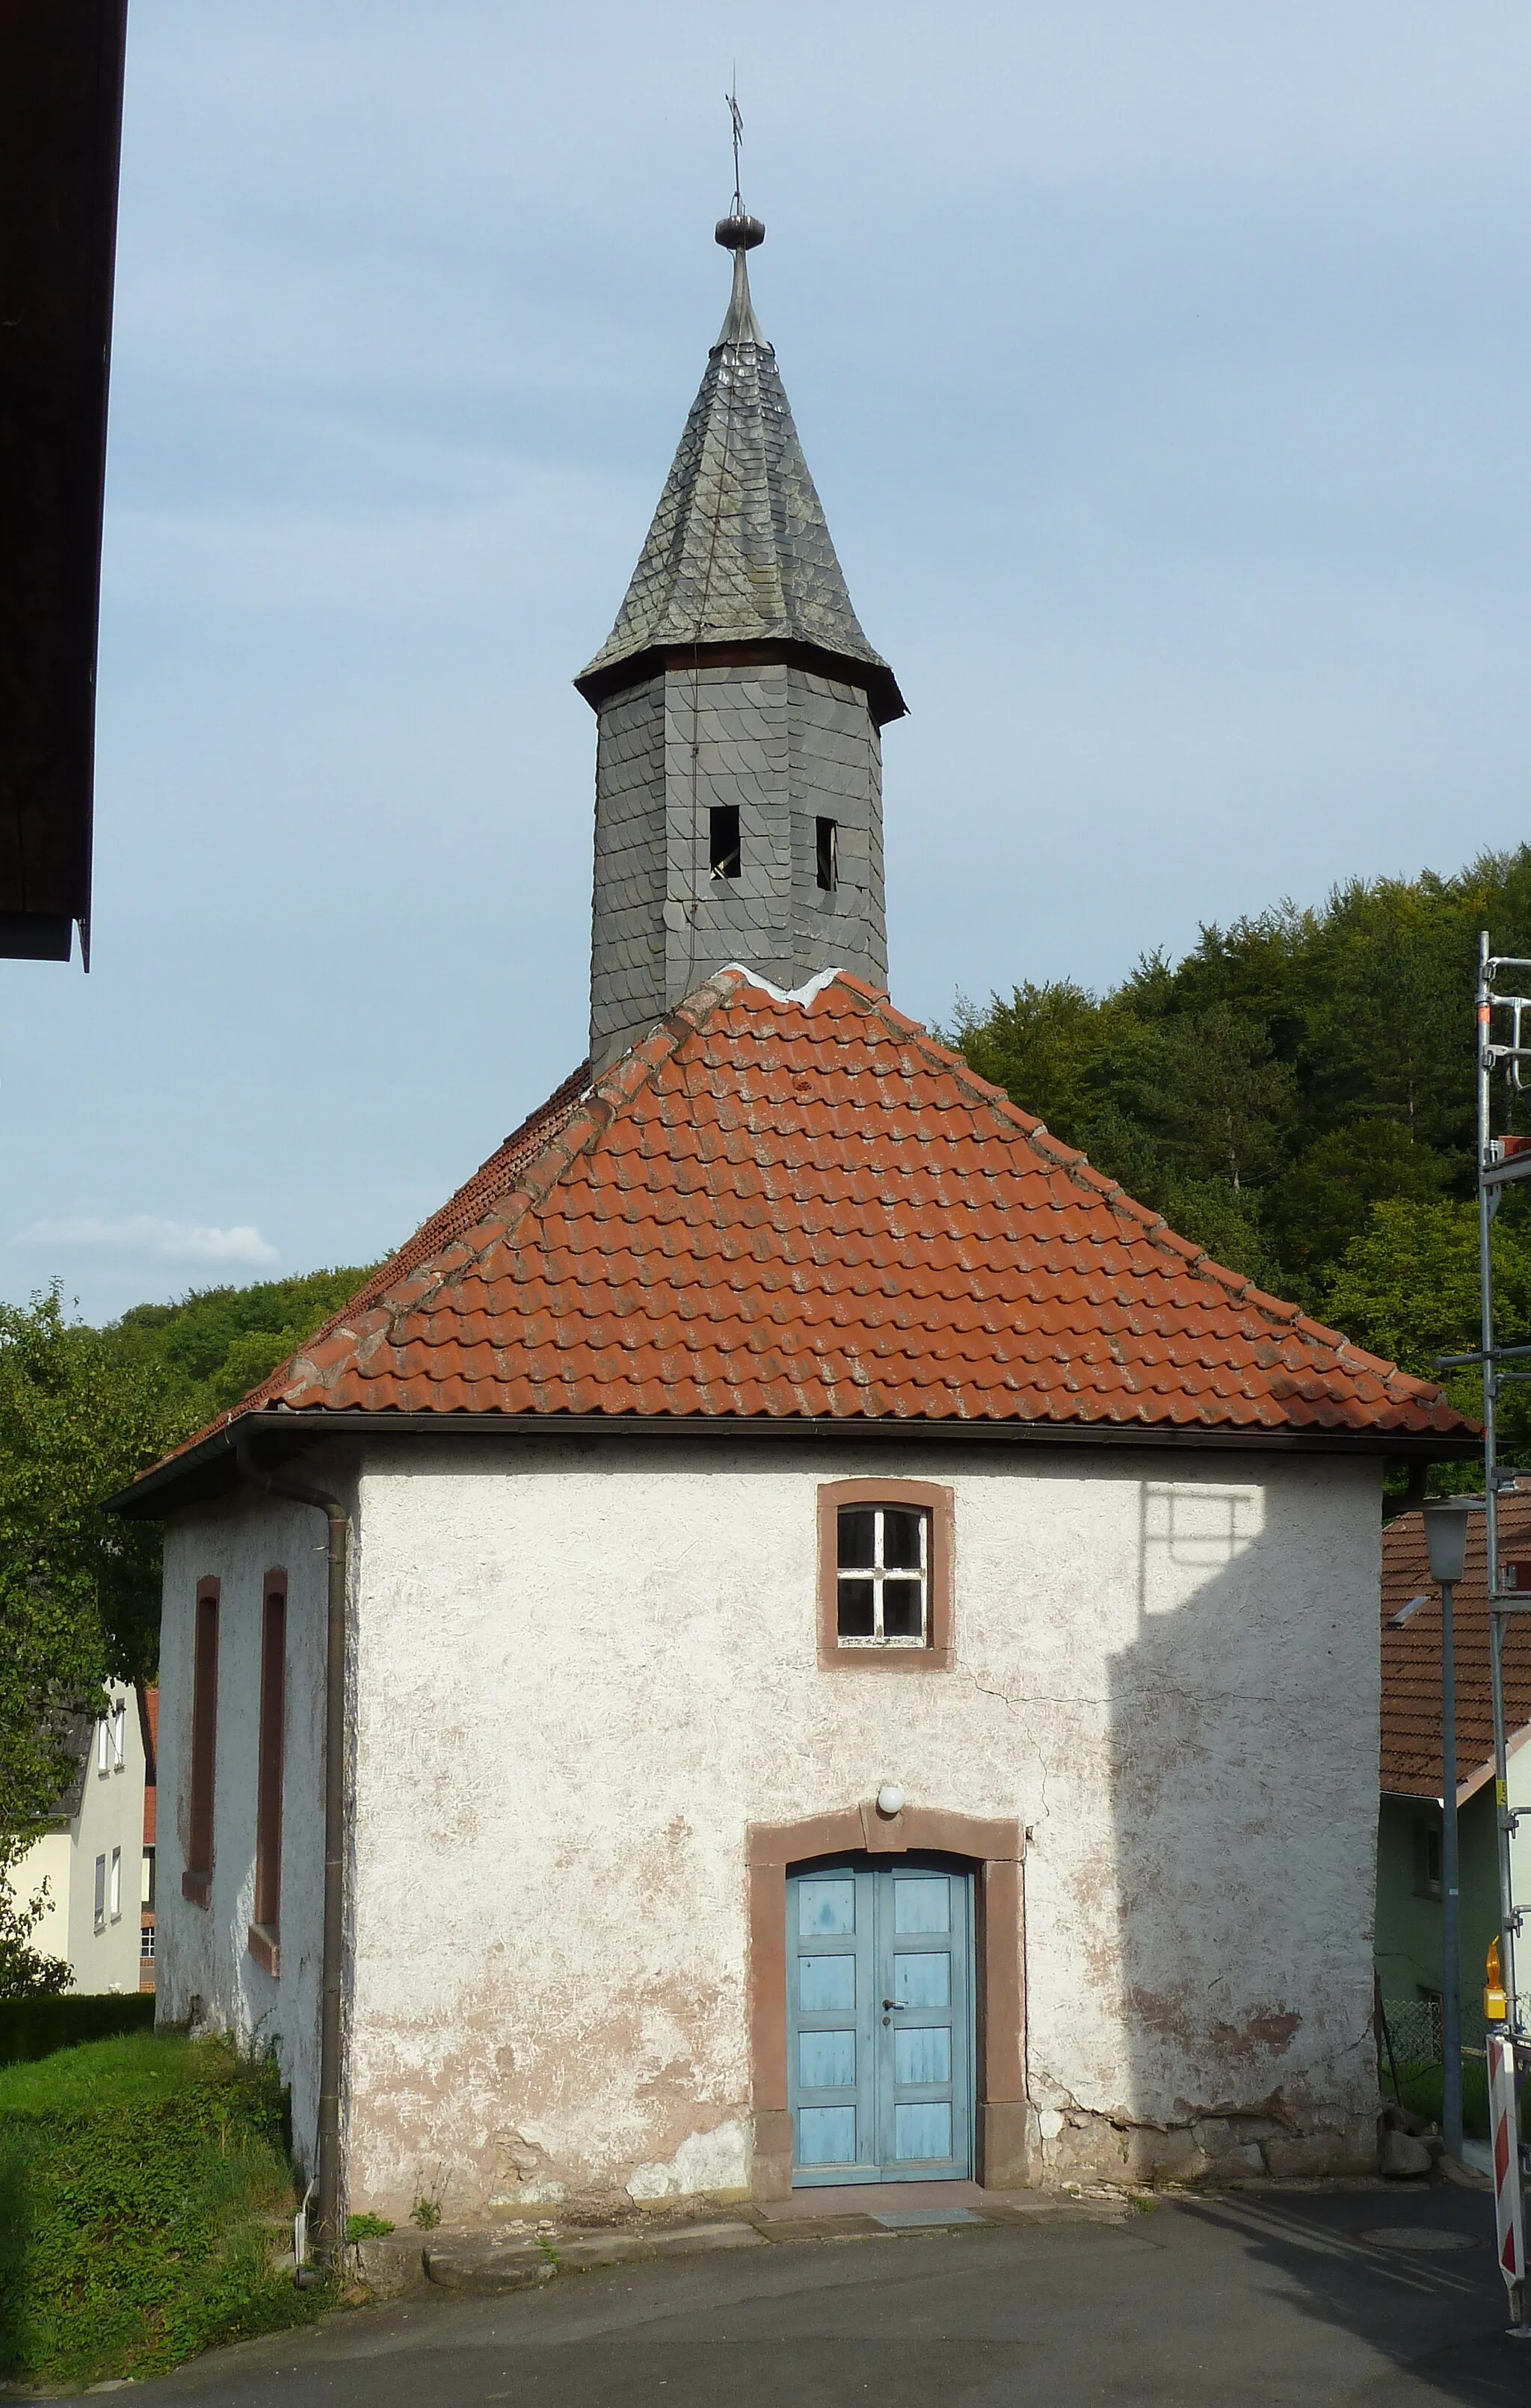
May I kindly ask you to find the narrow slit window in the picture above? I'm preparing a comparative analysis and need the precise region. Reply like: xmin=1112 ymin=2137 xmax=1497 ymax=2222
xmin=836 ymin=1506 xmax=930 ymax=1648
xmin=816 ymin=816 xmax=838 ymax=893
xmin=110 ymin=1846 xmax=122 ymax=1921
xmin=185 ymin=1583 xmax=219 ymax=1905
xmin=111 ymin=1701 xmax=125 ymax=1770
xmin=252 ymin=1581 xmax=287 ymax=1967
xmin=97 ymin=1717 xmax=108 ymax=1775
xmin=93 ymin=1853 xmax=106 ymax=1932
xmin=709 ymin=804 xmax=742 ymax=879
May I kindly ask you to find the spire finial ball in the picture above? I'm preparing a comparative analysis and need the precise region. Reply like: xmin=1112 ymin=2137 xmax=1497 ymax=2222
xmin=715 ymin=211 xmax=765 ymax=252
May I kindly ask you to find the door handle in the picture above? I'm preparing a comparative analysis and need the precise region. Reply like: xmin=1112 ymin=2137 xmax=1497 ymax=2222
xmin=881 ymin=1999 xmax=907 ymax=2011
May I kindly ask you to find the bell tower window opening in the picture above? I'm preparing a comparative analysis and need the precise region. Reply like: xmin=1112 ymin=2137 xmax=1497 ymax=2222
xmin=709 ymin=804 xmax=742 ymax=879
xmin=816 ymin=817 xmax=838 ymax=893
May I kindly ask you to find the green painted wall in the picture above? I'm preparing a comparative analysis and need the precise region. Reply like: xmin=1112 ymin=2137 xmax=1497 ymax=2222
xmin=1375 ymin=1789 xmax=1499 ymax=2023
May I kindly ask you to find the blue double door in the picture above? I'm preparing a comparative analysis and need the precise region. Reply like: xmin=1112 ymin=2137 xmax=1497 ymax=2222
xmin=786 ymin=1856 xmax=974 ymax=2186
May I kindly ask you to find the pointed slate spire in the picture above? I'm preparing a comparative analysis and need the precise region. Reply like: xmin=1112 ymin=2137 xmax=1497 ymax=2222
xmin=575 ymin=214 xmax=905 ymax=726
xmin=582 ymin=210 xmax=900 ymax=1072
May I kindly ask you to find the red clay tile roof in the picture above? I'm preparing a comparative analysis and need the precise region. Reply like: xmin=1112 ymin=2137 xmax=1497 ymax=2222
xmin=150 ymin=970 xmax=1475 ymax=1459
xmin=1381 ymin=1496 xmax=1531 ymax=1797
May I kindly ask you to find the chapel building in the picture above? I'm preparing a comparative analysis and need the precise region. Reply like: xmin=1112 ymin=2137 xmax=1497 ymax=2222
xmin=123 ymin=207 xmax=1477 ymax=2225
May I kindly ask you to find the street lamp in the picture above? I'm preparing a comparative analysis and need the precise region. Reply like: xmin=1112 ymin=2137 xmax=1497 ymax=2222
xmin=1423 ymin=1498 xmax=1475 ymax=2163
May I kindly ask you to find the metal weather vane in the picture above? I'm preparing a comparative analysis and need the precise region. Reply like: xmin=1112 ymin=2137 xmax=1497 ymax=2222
xmin=727 ymin=81 xmax=745 ymax=215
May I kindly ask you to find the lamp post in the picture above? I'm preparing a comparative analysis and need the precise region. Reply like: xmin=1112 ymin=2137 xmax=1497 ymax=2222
xmin=1425 ymin=1498 xmax=1473 ymax=2163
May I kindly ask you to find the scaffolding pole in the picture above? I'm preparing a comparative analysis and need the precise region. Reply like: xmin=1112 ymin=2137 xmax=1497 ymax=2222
xmin=1474 ymin=930 xmax=1531 ymax=2330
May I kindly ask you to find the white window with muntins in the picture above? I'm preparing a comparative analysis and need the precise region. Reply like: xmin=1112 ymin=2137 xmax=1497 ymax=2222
xmin=836 ymin=1505 xmax=929 ymax=1647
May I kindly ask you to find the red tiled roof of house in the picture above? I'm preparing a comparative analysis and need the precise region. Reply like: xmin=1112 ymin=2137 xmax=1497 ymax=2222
xmin=1381 ymin=1494 xmax=1531 ymax=1798
xmin=144 ymin=970 xmax=1474 ymax=1460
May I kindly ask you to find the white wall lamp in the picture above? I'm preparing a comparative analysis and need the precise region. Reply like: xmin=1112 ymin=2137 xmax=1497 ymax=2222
xmin=875 ymin=1784 xmax=905 ymax=1819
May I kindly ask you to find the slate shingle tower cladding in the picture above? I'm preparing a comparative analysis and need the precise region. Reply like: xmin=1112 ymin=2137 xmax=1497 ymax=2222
xmin=576 ymin=216 xmax=905 ymax=1071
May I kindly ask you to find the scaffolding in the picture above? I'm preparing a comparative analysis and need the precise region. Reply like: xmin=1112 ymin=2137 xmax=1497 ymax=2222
xmin=1444 ymin=936 xmax=1531 ymax=2314
xmin=1452 ymin=934 xmax=1531 ymax=2045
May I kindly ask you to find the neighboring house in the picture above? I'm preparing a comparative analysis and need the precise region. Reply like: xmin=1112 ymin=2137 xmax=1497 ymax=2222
xmin=12 ymin=1686 xmax=150 ymax=1994
xmin=1377 ymin=1491 xmax=1531 ymax=2039
xmin=120 ymin=213 xmax=1477 ymax=2220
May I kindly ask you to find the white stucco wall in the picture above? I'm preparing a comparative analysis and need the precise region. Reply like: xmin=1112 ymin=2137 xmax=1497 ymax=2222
xmin=8 ymin=1686 xmax=147 ymax=1993
xmin=8 ymin=1829 xmax=72 ymax=1972
xmin=157 ymin=1495 xmax=330 ymax=2167
xmin=339 ymin=1438 xmax=1382 ymax=2215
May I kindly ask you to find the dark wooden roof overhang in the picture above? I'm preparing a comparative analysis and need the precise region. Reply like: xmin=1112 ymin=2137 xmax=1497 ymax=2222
xmin=0 ymin=0 xmax=129 ymax=965
xmin=110 ymin=1403 xmax=1482 ymax=1522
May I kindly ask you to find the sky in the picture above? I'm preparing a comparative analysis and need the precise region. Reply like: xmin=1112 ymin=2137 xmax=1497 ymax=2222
xmin=3 ymin=0 xmax=1529 ymax=1321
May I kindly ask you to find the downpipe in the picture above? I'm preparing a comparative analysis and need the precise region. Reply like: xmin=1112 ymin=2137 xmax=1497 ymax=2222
xmin=235 ymin=1429 xmax=349 ymax=2280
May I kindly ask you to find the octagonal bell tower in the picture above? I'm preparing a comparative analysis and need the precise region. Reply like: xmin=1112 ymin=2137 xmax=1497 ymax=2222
xmin=576 ymin=209 xmax=905 ymax=1073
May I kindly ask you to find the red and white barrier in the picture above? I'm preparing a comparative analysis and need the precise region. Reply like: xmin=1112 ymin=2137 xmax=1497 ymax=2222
xmin=1489 ymin=2033 xmax=1526 ymax=2320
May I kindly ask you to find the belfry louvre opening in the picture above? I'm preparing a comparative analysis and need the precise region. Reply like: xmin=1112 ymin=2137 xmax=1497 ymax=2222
xmin=816 ymin=816 xmax=838 ymax=892
xmin=709 ymin=805 xmax=742 ymax=879
xmin=837 ymin=1505 xmax=930 ymax=1645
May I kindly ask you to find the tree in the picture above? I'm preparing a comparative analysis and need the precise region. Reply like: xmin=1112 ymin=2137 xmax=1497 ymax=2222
xmin=948 ymin=842 xmax=1531 ymax=1309
xmin=0 ymin=1289 xmax=189 ymax=1835
xmin=1319 ymin=1196 xmax=1531 ymax=1462
xmin=0 ymin=1837 xmax=70 ymax=1998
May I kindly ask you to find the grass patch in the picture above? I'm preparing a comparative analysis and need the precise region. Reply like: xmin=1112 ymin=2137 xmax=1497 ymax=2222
xmin=0 ymin=2030 xmax=329 ymax=2389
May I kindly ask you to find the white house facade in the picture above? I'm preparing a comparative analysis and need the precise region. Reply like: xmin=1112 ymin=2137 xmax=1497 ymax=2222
xmin=122 ymin=207 xmax=1476 ymax=2240
xmin=13 ymin=1684 xmax=150 ymax=1994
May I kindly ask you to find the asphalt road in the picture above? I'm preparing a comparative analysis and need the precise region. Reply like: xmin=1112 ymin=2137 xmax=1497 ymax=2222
xmin=117 ymin=2187 xmax=1530 ymax=2407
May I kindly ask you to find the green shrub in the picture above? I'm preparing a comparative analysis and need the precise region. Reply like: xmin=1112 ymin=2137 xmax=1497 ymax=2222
xmin=0 ymin=2030 xmax=326 ymax=2388
xmin=0 ymin=1989 xmax=154 ymax=2063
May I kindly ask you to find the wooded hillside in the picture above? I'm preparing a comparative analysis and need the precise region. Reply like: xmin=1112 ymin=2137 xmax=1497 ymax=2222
xmin=950 ymin=844 xmax=1530 ymax=1455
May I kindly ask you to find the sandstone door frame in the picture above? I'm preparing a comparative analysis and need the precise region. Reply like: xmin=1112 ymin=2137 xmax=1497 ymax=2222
xmin=747 ymin=1802 xmax=1026 ymax=2197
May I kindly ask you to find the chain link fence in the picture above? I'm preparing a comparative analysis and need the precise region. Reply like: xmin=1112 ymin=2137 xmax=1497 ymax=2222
xmin=1379 ymin=1997 xmax=1490 ymax=2066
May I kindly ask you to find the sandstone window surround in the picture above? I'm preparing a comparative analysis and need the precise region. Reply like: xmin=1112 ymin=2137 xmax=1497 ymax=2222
xmin=816 ymin=1480 xmax=955 ymax=1671
xmin=248 ymin=1570 xmax=287 ymax=1977
xmin=182 ymin=1577 xmax=220 ymax=1907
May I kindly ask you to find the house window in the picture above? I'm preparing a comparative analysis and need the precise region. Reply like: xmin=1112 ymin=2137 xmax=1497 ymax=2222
xmin=816 ymin=816 xmax=838 ymax=893
xmin=837 ymin=1506 xmax=928 ymax=1645
xmin=110 ymin=1846 xmax=122 ymax=1922
xmin=93 ymin=1853 xmax=106 ymax=1932
xmin=1414 ymin=1818 xmax=1444 ymax=1900
xmin=250 ymin=1575 xmax=287 ymax=1976
xmin=709 ymin=804 xmax=742 ymax=879
xmin=111 ymin=1701 xmax=125 ymax=1770
xmin=141 ymin=1923 xmax=155 ymax=1961
xmin=184 ymin=1580 xmax=220 ymax=1907
xmin=97 ymin=1717 xmax=109 ymax=1776
xmin=816 ymin=1481 xmax=955 ymax=1670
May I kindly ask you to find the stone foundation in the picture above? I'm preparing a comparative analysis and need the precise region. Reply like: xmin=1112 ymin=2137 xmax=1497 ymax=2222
xmin=1030 ymin=2104 xmax=1376 ymax=2186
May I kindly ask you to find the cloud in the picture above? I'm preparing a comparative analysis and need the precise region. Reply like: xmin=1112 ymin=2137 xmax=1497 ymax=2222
xmin=14 ymin=1216 xmax=280 ymax=1271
